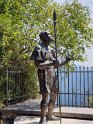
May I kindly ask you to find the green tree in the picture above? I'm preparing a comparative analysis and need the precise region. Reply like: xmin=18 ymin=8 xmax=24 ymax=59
xmin=0 ymin=0 xmax=93 ymax=67
xmin=56 ymin=1 xmax=93 ymax=64
xmin=0 ymin=0 xmax=55 ymax=98
xmin=0 ymin=0 xmax=93 ymax=98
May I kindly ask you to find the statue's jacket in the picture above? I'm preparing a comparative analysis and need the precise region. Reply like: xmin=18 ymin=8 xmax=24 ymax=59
xmin=30 ymin=41 xmax=58 ymax=94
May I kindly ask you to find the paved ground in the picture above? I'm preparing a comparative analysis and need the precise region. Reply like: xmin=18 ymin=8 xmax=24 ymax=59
xmin=14 ymin=116 xmax=93 ymax=124
xmin=13 ymin=99 xmax=93 ymax=123
xmin=0 ymin=99 xmax=93 ymax=124
xmin=2 ymin=99 xmax=92 ymax=120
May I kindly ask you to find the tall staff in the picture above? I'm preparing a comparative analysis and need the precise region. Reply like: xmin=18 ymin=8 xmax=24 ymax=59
xmin=53 ymin=10 xmax=62 ymax=124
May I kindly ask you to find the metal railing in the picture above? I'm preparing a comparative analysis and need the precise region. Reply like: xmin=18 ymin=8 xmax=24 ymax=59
xmin=58 ymin=66 xmax=93 ymax=108
xmin=0 ymin=67 xmax=27 ymax=105
xmin=0 ymin=66 xmax=93 ymax=107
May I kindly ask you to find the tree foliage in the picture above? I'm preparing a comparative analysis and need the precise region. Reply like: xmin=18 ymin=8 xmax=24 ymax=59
xmin=56 ymin=1 xmax=93 ymax=64
xmin=0 ymin=0 xmax=93 ymax=67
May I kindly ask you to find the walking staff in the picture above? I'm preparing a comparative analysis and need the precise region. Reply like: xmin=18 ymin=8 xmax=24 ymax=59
xmin=53 ymin=9 xmax=62 ymax=124
xmin=53 ymin=10 xmax=71 ymax=124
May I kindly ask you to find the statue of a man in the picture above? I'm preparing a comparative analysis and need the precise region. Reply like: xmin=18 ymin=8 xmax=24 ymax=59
xmin=30 ymin=31 xmax=60 ymax=124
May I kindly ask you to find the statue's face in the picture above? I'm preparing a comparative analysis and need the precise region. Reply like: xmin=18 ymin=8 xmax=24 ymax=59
xmin=43 ymin=39 xmax=51 ymax=46
xmin=43 ymin=35 xmax=52 ymax=46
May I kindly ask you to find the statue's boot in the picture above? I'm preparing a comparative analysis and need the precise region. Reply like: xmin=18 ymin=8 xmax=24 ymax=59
xmin=47 ymin=99 xmax=60 ymax=121
xmin=46 ymin=114 xmax=59 ymax=121
xmin=39 ymin=117 xmax=47 ymax=124
xmin=39 ymin=99 xmax=47 ymax=124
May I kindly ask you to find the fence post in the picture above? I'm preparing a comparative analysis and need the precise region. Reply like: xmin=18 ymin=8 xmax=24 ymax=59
xmin=6 ymin=68 xmax=9 ymax=106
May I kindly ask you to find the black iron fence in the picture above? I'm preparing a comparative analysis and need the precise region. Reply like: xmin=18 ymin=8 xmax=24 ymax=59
xmin=58 ymin=66 xmax=93 ymax=108
xmin=0 ymin=67 xmax=27 ymax=105
xmin=0 ymin=66 xmax=93 ymax=108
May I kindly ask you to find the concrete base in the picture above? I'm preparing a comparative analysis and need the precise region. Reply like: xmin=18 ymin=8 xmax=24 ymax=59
xmin=14 ymin=116 xmax=93 ymax=124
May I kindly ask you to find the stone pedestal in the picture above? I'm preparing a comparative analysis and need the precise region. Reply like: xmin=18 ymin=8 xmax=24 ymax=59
xmin=0 ymin=112 xmax=17 ymax=124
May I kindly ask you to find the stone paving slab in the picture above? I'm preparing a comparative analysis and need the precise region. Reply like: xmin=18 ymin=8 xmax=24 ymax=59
xmin=14 ymin=116 xmax=93 ymax=124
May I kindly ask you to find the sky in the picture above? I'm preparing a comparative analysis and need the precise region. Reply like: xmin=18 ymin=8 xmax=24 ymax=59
xmin=54 ymin=0 xmax=93 ymax=67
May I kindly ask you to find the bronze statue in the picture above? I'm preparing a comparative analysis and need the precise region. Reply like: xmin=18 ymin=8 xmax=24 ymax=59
xmin=30 ymin=31 xmax=60 ymax=124
xmin=30 ymin=31 xmax=70 ymax=124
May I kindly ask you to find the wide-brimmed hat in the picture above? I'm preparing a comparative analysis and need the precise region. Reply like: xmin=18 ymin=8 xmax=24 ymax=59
xmin=39 ymin=31 xmax=54 ymax=42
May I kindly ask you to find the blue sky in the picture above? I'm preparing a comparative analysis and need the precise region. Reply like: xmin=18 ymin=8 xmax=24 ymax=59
xmin=54 ymin=0 xmax=93 ymax=67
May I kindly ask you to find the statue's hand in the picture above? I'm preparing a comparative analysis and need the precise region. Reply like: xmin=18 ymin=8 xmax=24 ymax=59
xmin=53 ymin=60 xmax=59 ymax=67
